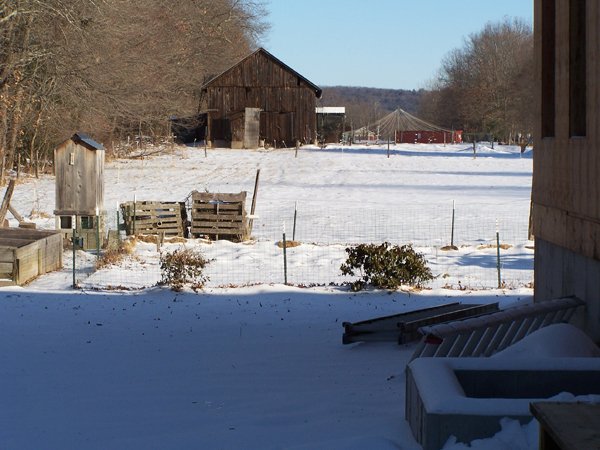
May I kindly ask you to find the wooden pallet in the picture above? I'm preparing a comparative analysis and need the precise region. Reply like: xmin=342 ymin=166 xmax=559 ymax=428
xmin=410 ymin=296 xmax=584 ymax=360
xmin=121 ymin=201 xmax=186 ymax=237
xmin=342 ymin=302 xmax=499 ymax=345
xmin=190 ymin=191 xmax=249 ymax=241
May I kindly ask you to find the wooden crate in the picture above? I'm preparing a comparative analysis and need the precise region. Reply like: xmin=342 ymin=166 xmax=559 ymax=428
xmin=190 ymin=191 xmax=249 ymax=241
xmin=0 ymin=228 xmax=63 ymax=286
xmin=121 ymin=201 xmax=187 ymax=237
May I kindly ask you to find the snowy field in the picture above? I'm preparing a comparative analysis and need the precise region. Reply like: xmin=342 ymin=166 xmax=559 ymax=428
xmin=0 ymin=143 xmax=550 ymax=449
xmin=16 ymin=143 xmax=534 ymax=290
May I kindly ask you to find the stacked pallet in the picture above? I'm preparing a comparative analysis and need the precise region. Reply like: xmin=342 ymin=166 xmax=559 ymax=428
xmin=121 ymin=201 xmax=187 ymax=237
xmin=190 ymin=191 xmax=249 ymax=241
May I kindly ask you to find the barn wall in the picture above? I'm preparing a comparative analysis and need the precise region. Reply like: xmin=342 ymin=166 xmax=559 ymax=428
xmin=203 ymin=51 xmax=318 ymax=146
xmin=532 ymin=0 xmax=600 ymax=259
xmin=532 ymin=0 xmax=600 ymax=339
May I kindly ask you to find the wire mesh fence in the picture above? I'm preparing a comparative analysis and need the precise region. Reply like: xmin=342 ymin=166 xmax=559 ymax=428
xmin=69 ymin=204 xmax=533 ymax=291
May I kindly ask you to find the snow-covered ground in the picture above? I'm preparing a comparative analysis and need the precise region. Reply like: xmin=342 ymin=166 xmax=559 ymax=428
xmin=2 ymin=143 xmax=577 ymax=449
xmin=16 ymin=143 xmax=534 ymax=291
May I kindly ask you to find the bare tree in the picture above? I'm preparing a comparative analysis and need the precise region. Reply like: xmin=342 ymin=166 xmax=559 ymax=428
xmin=0 ymin=0 xmax=269 ymax=183
xmin=420 ymin=18 xmax=533 ymax=142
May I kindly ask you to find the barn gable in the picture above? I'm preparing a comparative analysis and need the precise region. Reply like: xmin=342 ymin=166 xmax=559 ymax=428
xmin=199 ymin=48 xmax=322 ymax=148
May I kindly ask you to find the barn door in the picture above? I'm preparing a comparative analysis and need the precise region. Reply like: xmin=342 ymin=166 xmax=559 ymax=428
xmin=243 ymin=108 xmax=261 ymax=149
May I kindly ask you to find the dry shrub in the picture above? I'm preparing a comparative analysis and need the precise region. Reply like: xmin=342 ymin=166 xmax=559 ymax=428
xmin=166 ymin=236 xmax=186 ymax=243
xmin=96 ymin=238 xmax=136 ymax=269
xmin=276 ymin=240 xmax=301 ymax=248
xmin=159 ymin=247 xmax=210 ymax=291
xmin=136 ymin=234 xmax=158 ymax=244
xmin=477 ymin=243 xmax=512 ymax=250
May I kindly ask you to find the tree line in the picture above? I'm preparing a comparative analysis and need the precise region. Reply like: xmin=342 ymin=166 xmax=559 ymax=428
xmin=320 ymin=86 xmax=424 ymax=130
xmin=419 ymin=18 xmax=534 ymax=143
xmin=0 ymin=0 xmax=267 ymax=183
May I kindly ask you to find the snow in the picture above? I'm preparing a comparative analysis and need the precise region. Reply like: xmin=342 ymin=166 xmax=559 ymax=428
xmin=0 ymin=143 xmax=592 ymax=449
xmin=492 ymin=323 xmax=600 ymax=358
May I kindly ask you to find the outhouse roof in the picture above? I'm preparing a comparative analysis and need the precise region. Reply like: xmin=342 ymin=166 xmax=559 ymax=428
xmin=72 ymin=132 xmax=104 ymax=150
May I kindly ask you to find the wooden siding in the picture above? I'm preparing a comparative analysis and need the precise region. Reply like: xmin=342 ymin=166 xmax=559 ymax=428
xmin=532 ymin=0 xmax=600 ymax=261
xmin=201 ymin=50 xmax=319 ymax=147
xmin=54 ymin=140 xmax=105 ymax=216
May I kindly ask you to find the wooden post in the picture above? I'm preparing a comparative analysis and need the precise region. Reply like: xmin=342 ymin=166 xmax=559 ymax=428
xmin=248 ymin=169 xmax=260 ymax=235
xmin=95 ymin=207 xmax=100 ymax=259
xmin=451 ymin=200 xmax=456 ymax=247
xmin=496 ymin=223 xmax=502 ymax=289
xmin=0 ymin=178 xmax=16 ymax=226
xmin=72 ymin=221 xmax=77 ymax=289
xmin=387 ymin=137 xmax=390 ymax=158
xmin=282 ymin=225 xmax=288 ymax=285
xmin=133 ymin=194 xmax=137 ymax=236
xmin=292 ymin=201 xmax=298 ymax=241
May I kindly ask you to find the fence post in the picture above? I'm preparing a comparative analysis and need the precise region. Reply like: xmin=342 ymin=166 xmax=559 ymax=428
xmin=133 ymin=193 xmax=137 ymax=236
xmin=292 ymin=201 xmax=297 ymax=241
xmin=282 ymin=223 xmax=288 ymax=285
xmin=451 ymin=200 xmax=456 ymax=247
xmin=95 ymin=207 xmax=100 ymax=260
xmin=72 ymin=218 xmax=77 ymax=289
xmin=496 ymin=222 xmax=502 ymax=288
xmin=116 ymin=203 xmax=121 ymax=243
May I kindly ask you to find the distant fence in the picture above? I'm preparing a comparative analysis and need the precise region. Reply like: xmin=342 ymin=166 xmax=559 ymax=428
xmin=68 ymin=204 xmax=533 ymax=291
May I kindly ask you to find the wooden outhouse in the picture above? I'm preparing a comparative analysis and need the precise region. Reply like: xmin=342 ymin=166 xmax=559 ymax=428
xmin=532 ymin=0 xmax=600 ymax=341
xmin=54 ymin=132 xmax=105 ymax=250
xmin=199 ymin=48 xmax=322 ymax=149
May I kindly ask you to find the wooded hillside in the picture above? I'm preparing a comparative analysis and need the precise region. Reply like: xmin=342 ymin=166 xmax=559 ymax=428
xmin=320 ymin=86 xmax=424 ymax=128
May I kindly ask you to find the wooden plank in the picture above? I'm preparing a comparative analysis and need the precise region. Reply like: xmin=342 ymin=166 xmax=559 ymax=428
xmin=0 ymin=179 xmax=16 ymax=225
xmin=0 ymin=248 xmax=15 ymax=260
xmin=191 ymin=220 xmax=244 ymax=228
xmin=192 ymin=205 xmax=243 ymax=212
xmin=531 ymin=402 xmax=600 ymax=450
xmin=192 ymin=191 xmax=247 ymax=202
xmin=192 ymin=213 xmax=245 ymax=221
xmin=0 ymin=262 xmax=13 ymax=272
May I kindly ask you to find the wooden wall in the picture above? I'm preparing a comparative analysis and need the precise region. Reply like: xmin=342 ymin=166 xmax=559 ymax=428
xmin=0 ymin=229 xmax=62 ymax=286
xmin=201 ymin=50 xmax=319 ymax=147
xmin=54 ymin=140 xmax=105 ymax=216
xmin=532 ymin=0 xmax=600 ymax=261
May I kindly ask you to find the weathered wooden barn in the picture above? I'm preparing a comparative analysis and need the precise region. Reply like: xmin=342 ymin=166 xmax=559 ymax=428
xmin=54 ymin=132 xmax=105 ymax=250
xmin=199 ymin=48 xmax=322 ymax=149
xmin=532 ymin=0 xmax=600 ymax=341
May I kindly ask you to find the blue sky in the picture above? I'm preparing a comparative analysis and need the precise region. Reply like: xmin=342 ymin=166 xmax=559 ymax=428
xmin=263 ymin=0 xmax=533 ymax=90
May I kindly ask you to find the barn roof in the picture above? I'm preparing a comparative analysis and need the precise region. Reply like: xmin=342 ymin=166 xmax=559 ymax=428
xmin=71 ymin=132 xmax=104 ymax=150
xmin=201 ymin=47 xmax=322 ymax=98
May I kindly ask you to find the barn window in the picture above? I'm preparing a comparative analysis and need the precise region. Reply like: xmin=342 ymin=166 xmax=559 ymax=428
xmin=69 ymin=152 xmax=75 ymax=165
xmin=60 ymin=216 xmax=72 ymax=229
xmin=569 ymin=0 xmax=586 ymax=137
xmin=541 ymin=0 xmax=556 ymax=138
xmin=81 ymin=216 xmax=95 ymax=229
